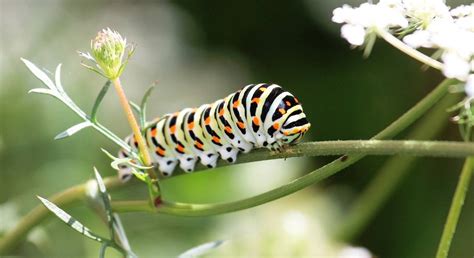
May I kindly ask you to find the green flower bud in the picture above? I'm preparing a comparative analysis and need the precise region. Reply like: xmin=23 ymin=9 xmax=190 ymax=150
xmin=91 ymin=28 xmax=127 ymax=79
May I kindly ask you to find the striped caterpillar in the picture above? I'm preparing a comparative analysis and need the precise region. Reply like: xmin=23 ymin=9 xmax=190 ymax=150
xmin=118 ymin=83 xmax=310 ymax=180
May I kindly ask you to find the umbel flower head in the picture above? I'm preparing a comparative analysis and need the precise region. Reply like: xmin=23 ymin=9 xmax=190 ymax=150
xmin=79 ymin=28 xmax=134 ymax=79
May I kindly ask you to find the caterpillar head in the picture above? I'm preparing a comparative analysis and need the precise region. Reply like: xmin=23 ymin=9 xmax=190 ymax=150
xmin=279 ymin=108 xmax=310 ymax=145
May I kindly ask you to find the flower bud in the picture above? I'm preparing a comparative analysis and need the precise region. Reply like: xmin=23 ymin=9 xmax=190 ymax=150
xmin=91 ymin=28 xmax=127 ymax=79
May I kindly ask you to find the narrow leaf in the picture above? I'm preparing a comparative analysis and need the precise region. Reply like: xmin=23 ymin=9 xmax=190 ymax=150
xmin=178 ymin=240 xmax=226 ymax=258
xmin=139 ymin=84 xmax=155 ymax=128
xmin=93 ymin=167 xmax=115 ymax=240
xmin=77 ymin=51 xmax=95 ymax=61
xmin=28 ymin=88 xmax=58 ymax=97
xmin=99 ymin=243 xmax=109 ymax=258
xmin=21 ymin=58 xmax=56 ymax=90
xmin=129 ymin=101 xmax=141 ymax=116
xmin=37 ymin=196 xmax=105 ymax=243
xmin=91 ymin=80 xmax=111 ymax=122
xmin=131 ymin=168 xmax=148 ymax=182
xmin=93 ymin=167 xmax=108 ymax=196
xmin=101 ymin=148 xmax=119 ymax=161
xmin=80 ymin=62 xmax=106 ymax=78
xmin=54 ymin=63 xmax=65 ymax=93
xmin=54 ymin=121 xmax=92 ymax=140
xmin=112 ymin=214 xmax=133 ymax=252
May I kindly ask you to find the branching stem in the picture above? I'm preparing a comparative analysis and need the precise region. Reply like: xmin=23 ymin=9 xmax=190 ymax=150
xmin=0 ymin=78 xmax=457 ymax=254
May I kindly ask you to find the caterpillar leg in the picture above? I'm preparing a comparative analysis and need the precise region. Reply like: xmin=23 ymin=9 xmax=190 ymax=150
xmin=217 ymin=145 xmax=239 ymax=163
xmin=117 ymin=150 xmax=134 ymax=182
xmin=178 ymin=154 xmax=198 ymax=173
xmin=199 ymin=151 xmax=219 ymax=168
xmin=156 ymin=157 xmax=178 ymax=177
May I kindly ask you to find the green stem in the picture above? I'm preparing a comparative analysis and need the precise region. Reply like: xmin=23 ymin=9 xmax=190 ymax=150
xmin=168 ymin=140 xmax=473 ymax=178
xmin=112 ymin=79 xmax=457 ymax=215
xmin=334 ymin=92 xmax=461 ymax=241
xmin=435 ymin=157 xmax=474 ymax=258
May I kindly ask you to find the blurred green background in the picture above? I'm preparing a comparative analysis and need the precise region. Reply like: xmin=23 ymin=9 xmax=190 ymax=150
xmin=1 ymin=0 xmax=473 ymax=257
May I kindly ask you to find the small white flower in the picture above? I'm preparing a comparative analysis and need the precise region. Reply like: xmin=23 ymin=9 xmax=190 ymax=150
xmin=332 ymin=5 xmax=355 ymax=24
xmin=465 ymin=74 xmax=474 ymax=98
xmin=450 ymin=4 xmax=474 ymax=18
xmin=341 ymin=24 xmax=366 ymax=46
xmin=402 ymin=0 xmax=451 ymax=27
xmin=332 ymin=2 xmax=407 ymax=46
xmin=403 ymin=30 xmax=432 ymax=48
xmin=402 ymin=16 xmax=474 ymax=80
xmin=453 ymin=5 xmax=474 ymax=32
xmin=442 ymin=51 xmax=471 ymax=81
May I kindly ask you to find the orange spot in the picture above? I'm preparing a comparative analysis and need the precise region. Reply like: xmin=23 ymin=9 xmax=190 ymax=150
xmin=205 ymin=116 xmax=211 ymax=125
xmin=188 ymin=122 xmax=195 ymax=130
xmin=195 ymin=141 xmax=204 ymax=149
xmin=259 ymin=87 xmax=266 ymax=92
xmin=155 ymin=147 xmax=165 ymax=156
xmin=233 ymin=100 xmax=240 ymax=108
xmin=151 ymin=128 xmax=157 ymax=137
xmin=219 ymin=108 xmax=225 ymax=116
xmin=176 ymin=144 xmax=185 ymax=153
xmin=284 ymin=131 xmax=290 ymax=136
xmin=237 ymin=121 xmax=245 ymax=129
xmin=278 ymin=108 xmax=286 ymax=115
xmin=294 ymin=97 xmax=299 ymax=103
xmin=251 ymin=98 xmax=260 ymax=104
xmin=292 ymin=128 xmax=300 ymax=134
xmin=212 ymin=136 xmax=221 ymax=144
xmin=225 ymin=126 xmax=232 ymax=133
xmin=252 ymin=117 xmax=260 ymax=126
xmin=170 ymin=125 xmax=176 ymax=133
xmin=285 ymin=101 xmax=292 ymax=107
xmin=273 ymin=123 xmax=280 ymax=130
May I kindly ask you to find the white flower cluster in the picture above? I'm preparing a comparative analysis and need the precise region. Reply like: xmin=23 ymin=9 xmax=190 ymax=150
xmin=332 ymin=1 xmax=474 ymax=97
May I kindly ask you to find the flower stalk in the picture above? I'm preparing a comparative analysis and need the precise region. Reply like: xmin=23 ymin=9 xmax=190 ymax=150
xmin=111 ymin=78 xmax=154 ymax=172
xmin=377 ymin=29 xmax=443 ymax=70
xmin=435 ymin=156 xmax=474 ymax=258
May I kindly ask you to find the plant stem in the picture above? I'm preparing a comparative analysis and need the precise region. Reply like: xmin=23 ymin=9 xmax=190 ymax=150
xmin=112 ymin=78 xmax=457 ymax=215
xmin=378 ymin=29 xmax=443 ymax=70
xmin=334 ymin=92 xmax=460 ymax=242
xmin=111 ymin=78 xmax=154 ymax=177
xmin=435 ymin=157 xmax=474 ymax=258
xmin=0 ymin=78 xmax=457 ymax=254
xmin=167 ymin=140 xmax=473 ymax=178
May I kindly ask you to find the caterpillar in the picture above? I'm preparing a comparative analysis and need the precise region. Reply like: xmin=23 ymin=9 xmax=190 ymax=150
xmin=118 ymin=83 xmax=310 ymax=181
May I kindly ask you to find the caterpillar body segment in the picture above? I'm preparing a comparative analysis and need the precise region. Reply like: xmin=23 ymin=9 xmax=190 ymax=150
xmin=118 ymin=83 xmax=310 ymax=180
